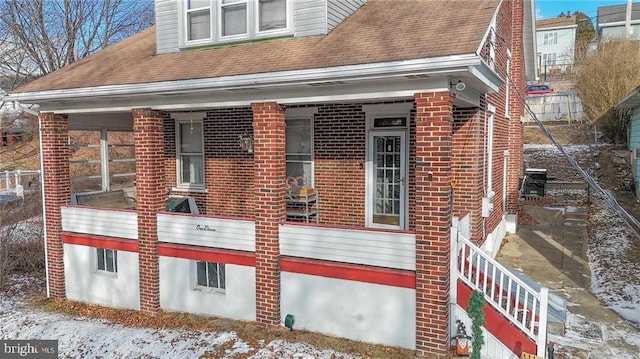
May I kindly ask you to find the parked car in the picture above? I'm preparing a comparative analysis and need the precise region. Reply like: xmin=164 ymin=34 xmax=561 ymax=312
xmin=526 ymin=84 xmax=554 ymax=95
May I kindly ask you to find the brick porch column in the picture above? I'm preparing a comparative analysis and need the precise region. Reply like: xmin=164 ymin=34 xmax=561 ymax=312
xmin=132 ymin=108 xmax=165 ymax=315
xmin=39 ymin=112 xmax=70 ymax=299
xmin=414 ymin=92 xmax=454 ymax=357
xmin=251 ymin=102 xmax=286 ymax=326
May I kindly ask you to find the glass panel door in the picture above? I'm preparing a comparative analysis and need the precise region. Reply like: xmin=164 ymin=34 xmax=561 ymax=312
xmin=368 ymin=131 xmax=406 ymax=229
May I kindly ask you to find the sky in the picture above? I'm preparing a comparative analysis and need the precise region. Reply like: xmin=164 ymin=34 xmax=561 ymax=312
xmin=536 ymin=0 xmax=639 ymax=21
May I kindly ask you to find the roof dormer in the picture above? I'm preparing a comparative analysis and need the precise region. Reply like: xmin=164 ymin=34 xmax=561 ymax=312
xmin=156 ymin=0 xmax=366 ymax=54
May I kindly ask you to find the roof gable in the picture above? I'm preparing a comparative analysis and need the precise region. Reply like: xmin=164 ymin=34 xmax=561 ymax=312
xmin=13 ymin=0 xmax=500 ymax=94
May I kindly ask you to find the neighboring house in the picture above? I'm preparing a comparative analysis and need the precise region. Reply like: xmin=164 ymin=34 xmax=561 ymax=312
xmin=597 ymin=2 xmax=640 ymax=40
xmin=535 ymin=15 xmax=578 ymax=76
xmin=4 ymin=0 xmax=543 ymax=357
xmin=617 ymin=85 xmax=640 ymax=193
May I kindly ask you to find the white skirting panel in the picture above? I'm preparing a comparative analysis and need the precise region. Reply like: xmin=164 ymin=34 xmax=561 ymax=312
xmin=61 ymin=206 xmax=138 ymax=239
xmin=280 ymin=224 xmax=416 ymax=270
xmin=452 ymin=304 xmax=518 ymax=359
xmin=281 ymin=272 xmax=416 ymax=349
xmin=64 ymin=243 xmax=140 ymax=310
xmin=159 ymin=256 xmax=256 ymax=321
xmin=157 ymin=214 xmax=255 ymax=252
xmin=481 ymin=216 xmax=507 ymax=258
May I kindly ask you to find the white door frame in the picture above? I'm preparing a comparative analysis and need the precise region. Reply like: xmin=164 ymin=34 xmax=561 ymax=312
xmin=365 ymin=130 xmax=408 ymax=230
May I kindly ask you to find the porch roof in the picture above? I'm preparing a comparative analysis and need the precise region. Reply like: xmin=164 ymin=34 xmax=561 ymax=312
xmin=10 ymin=0 xmax=500 ymax=99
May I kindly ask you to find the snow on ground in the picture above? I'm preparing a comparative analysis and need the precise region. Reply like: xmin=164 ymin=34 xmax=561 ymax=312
xmin=0 ymin=277 xmax=360 ymax=359
xmin=526 ymin=143 xmax=640 ymax=358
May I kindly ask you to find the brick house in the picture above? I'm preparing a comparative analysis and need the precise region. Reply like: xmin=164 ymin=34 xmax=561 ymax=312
xmin=5 ymin=0 xmax=542 ymax=357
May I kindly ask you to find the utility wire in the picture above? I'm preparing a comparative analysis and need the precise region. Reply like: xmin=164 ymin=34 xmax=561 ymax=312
xmin=513 ymin=83 xmax=640 ymax=240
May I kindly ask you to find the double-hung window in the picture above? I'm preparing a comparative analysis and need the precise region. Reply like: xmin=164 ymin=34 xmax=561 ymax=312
xmin=543 ymin=32 xmax=557 ymax=45
xmin=97 ymin=248 xmax=117 ymax=273
xmin=258 ymin=0 xmax=287 ymax=32
xmin=186 ymin=0 xmax=212 ymax=41
xmin=285 ymin=117 xmax=314 ymax=186
xmin=176 ymin=116 xmax=205 ymax=189
xmin=221 ymin=0 xmax=247 ymax=37
xmin=196 ymin=261 xmax=226 ymax=289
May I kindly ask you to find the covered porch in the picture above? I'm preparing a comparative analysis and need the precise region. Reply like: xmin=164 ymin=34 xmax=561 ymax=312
xmin=27 ymin=56 xmax=514 ymax=353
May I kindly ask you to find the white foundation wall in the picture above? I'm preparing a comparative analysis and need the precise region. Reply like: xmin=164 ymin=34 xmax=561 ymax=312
xmin=64 ymin=243 xmax=140 ymax=310
xmin=159 ymin=256 xmax=256 ymax=321
xmin=281 ymin=272 xmax=416 ymax=349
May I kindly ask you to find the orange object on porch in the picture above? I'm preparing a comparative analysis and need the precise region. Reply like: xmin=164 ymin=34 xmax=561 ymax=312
xmin=520 ymin=352 xmax=542 ymax=359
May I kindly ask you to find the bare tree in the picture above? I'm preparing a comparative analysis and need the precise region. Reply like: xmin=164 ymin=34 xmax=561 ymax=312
xmin=574 ymin=38 xmax=640 ymax=144
xmin=0 ymin=0 xmax=154 ymax=89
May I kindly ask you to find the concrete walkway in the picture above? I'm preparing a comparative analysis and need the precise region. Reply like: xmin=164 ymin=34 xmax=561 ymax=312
xmin=497 ymin=204 xmax=640 ymax=358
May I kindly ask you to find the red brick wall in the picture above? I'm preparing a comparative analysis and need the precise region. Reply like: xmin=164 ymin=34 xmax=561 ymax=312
xmin=413 ymin=91 xmax=453 ymax=357
xmin=163 ymin=110 xmax=254 ymax=217
xmin=39 ymin=112 xmax=70 ymax=299
xmin=252 ymin=102 xmax=286 ymax=325
xmin=299 ymin=103 xmax=366 ymax=226
xmin=133 ymin=108 xmax=165 ymax=315
xmin=508 ymin=0 xmax=526 ymax=213
xmin=452 ymin=105 xmax=485 ymax=242
xmin=475 ymin=0 xmax=522 ymax=242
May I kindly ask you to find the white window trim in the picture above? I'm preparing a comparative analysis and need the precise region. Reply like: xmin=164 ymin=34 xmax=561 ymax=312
xmin=182 ymin=0 xmax=214 ymax=47
xmin=192 ymin=260 xmax=226 ymax=293
xmin=180 ymin=0 xmax=293 ymax=47
xmin=285 ymin=107 xmax=317 ymax=187
xmin=363 ymin=103 xmax=411 ymax=230
xmin=486 ymin=104 xmax=496 ymax=198
xmin=95 ymin=247 xmax=118 ymax=275
xmin=173 ymin=112 xmax=206 ymax=191
xmin=505 ymin=49 xmax=512 ymax=119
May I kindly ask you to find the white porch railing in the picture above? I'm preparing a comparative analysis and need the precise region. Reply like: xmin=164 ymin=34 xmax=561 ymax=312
xmin=454 ymin=234 xmax=548 ymax=358
xmin=61 ymin=206 xmax=138 ymax=239
xmin=280 ymin=223 xmax=416 ymax=271
xmin=0 ymin=170 xmax=40 ymax=198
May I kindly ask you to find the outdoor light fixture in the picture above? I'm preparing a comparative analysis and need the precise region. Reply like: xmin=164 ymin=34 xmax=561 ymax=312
xmin=239 ymin=133 xmax=254 ymax=153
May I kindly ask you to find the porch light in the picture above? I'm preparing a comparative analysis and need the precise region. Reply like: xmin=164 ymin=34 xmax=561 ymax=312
xmin=239 ymin=133 xmax=254 ymax=153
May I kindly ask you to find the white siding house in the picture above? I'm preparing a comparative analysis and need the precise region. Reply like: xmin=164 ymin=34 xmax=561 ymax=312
xmin=536 ymin=15 xmax=578 ymax=77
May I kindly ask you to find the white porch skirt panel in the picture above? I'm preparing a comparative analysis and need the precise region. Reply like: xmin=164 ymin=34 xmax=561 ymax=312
xmin=159 ymin=256 xmax=256 ymax=321
xmin=64 ymin=243 xmax=140 ymax=310
xmin=281 ymin=271 xmax=416 ymax=350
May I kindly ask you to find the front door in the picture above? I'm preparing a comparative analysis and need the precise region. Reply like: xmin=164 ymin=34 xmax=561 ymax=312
xmin=367 ymin=131 xmax=407 ymax=229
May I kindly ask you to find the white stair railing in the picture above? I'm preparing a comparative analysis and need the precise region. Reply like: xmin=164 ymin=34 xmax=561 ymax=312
xmin=455 ymin=234 xmax=548 ymax=358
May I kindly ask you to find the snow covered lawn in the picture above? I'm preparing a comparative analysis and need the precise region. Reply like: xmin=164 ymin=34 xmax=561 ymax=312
xmin=0 ymin=276 xmax=384 ymax=359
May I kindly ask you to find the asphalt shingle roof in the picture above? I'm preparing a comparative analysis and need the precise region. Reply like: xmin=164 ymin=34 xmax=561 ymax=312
xmin=13 ymin=0 xmax=500 ymax=94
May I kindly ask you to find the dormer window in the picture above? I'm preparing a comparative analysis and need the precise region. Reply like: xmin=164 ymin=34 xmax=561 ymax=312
xmin=187 ymin=0 xmax=212 ymax=41
xmin=182 ymin=0 xmax=291 ymax=47
xmin=221 ymin=0 xmax=247 ymax=36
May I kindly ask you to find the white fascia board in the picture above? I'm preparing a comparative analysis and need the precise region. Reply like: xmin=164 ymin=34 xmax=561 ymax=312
xmin=476 ymin=1 xmax=501 ymax=56
xmin=536 ymin=24 xmax=578 ymax=31
xmin=468 ymin=60 xmax=503 ymax=92
xmin=5 ymin=54 xmax=482 ymax=103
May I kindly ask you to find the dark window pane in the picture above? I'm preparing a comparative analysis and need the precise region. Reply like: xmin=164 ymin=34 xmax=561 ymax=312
xmin=197 ymin=261 xmax=207 ymax=286
xmin=219 ymin=263 xmax=226 ymax=289
xmin=97 ymin=248 xmax=105 ymax=271
xmin=105 ymin=249 xmax=115 ymax=272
